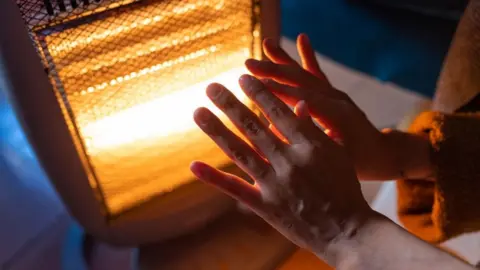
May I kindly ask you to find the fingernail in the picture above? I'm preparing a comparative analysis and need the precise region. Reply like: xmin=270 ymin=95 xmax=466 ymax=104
xmin=300 ymin=33 xmax=310 ymax=43
xmin=194 ymin=108 xmax=210 ymax=123
xmin=206 ymin=84 xmax=223 ymax=100
xmin=239 ymin=74 xmax=261 ymax=94
xmin=190 ymin=162 xmax=207 ymax=178
xmin=240 ymin=74 xmax=255 ymax=83
xmin=298 ymin=100 xmax=307 ymax=108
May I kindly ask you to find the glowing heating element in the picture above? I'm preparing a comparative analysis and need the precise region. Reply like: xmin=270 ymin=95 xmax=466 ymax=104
xmin=37 ymin=0 xmax=261 ymax=215
xmin=82 ymin=67 xmax=249 ymax=152
xmin=81 ymin=67 xmax=251 ymax=216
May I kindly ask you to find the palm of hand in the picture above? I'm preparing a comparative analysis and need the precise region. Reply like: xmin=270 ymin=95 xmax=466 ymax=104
xmin=190 ymin=71 xmax=372 ymax=257
xmin=189 ymin=34 xmax=376 ymax=259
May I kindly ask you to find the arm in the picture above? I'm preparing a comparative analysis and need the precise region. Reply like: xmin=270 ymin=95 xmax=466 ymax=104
xmin=246 ymin=35 xmax=433 ymax=181
xmin=398 ymin=111 xmax=480 ymax=242
xmin=189 ymin=75 xmax=475 ymax=270
xmin=386 ymin=0 xmax=480 ymax=181
xmin=397 ymin=0 xmax=480 ymax=243
xmin=378 ymin=128 xmax=433 ymax=180
xmin=247 ymin=29 xmax=480 ymax=245
xmin=332 ymin=213 xmax=474 ymax=270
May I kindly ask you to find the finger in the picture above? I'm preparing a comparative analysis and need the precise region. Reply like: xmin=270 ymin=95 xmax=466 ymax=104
xmin=294 ymin=100 xmax=310 ymax=119
xmin=262 ymin=78 xmax=308 ymax=105
xmin=293 ymin=100 xmax=323 ymax=138
xmin=238 ymin=74 xmax=311 ymax=144
xmin=262 ymin=79 xmax=350 ymax=111
xmin=297 ymin=34 xmax=328 ymax=81
xmin=190 ymin=161 xmax=264 ymax=210
xmin=261 ymin=80 xmax=353 ymax=137
xmin=237 ymin=201 xmax=255 ymax=215
xmin=205 ymin=84 xmax=285 ymax=160
xmin=193 ymin=107 xmax=273 ymax=181
xmin=245 ymin=59 xmax=318 ymax=89
xmin=263 ymin=38 xmax=299 ymax=66
xmin=325 ymin=129 xmax=343 ymax=144
xmin=305 ymin=97 xmax=359 ymax=141
xmin=269 ymin=123 xmax=286 ymax=142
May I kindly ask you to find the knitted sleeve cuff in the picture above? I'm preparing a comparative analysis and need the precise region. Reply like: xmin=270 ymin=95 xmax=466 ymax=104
xmin=397 ymin=111 xmax=480 ymax=243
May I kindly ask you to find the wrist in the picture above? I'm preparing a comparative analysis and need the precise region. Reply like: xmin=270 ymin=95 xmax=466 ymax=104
xmin=309 ymin=208 xmax=381 ymax=269
xmin=381 ymin=129 xmax=433 ymax=179
xmin=315 ymin=211 xmax=392 ymax=270
xmin=320 ymin=211 xmax=473 ymax=270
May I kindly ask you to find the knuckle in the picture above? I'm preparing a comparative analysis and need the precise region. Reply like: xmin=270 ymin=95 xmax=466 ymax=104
xmin=242 ymin=117 xmax=262 ymax=136
xmin=231 ymin=149 xmax=248 ymax=165
xmin=281 ymin=163 xmax=304 ymax=181
xmin=268 ymin=105 xmax=288 ymax=118
xmin=223 ymin=95 xmax=237 ymax=109
xmin=290 ymin=142 xmax=319 ymax=166
xmin=262 ymin=141 xmax=283 ymax=159
xmin=201 ymin=119 xmax=219 ymax=135
xmin=268 ymin=141 xmax=284 ymax=154
xmin=256 ymin=167 xmax=271 ymax=180
xmin=291 ymin=121 xmax=306 ymax=133
xmin=229 ymin=148 xmax=271 ymax=180
xmin=249 ymin=84 xmax=263 ymax=97
xmin=302 ymin=141 xmax=318 ymax=154
xmin=218 ymin=92 xmax=237 ymax=109
xmin=243 ymin=76 xmax=266 ymax=98
xmin=255 ymin=92 xmax=288 ymax=119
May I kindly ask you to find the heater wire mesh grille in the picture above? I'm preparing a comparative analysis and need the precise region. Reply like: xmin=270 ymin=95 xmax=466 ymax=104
xmin=16 ymin=0 xmax=261 ymax=217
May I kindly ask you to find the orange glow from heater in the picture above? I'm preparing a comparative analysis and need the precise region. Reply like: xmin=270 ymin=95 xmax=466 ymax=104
xmin=43 ymin=0 xmax=260 ymax=215
xmin=82 ymin=67 xmax=249 ymax=153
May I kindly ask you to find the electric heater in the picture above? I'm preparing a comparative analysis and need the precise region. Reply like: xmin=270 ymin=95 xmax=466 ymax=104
xmin=0 ymin=0 xmax=279 ymax=245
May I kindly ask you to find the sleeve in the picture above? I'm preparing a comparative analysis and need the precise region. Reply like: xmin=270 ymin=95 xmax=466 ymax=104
xmin=397 ymin=111 xmax=480 ymax=243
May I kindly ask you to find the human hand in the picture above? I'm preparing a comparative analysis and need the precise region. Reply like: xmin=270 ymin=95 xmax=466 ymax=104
xmin=246 ymin=34 xmax=432 ymax=180
xmin=190 ymin=74 xmax=375 ymax=262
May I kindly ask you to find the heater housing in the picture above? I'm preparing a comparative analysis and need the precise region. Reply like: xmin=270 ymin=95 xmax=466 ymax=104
xmin=0 ymin=0 xmax=279 ymax=245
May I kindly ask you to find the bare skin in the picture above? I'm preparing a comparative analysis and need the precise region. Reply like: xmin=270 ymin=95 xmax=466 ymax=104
xmin=188 ymin=0 xmax=480 ymax=268
xmin=246 ymin=34 xmax=433 ymax=181
xmin=190 ymin=74 xmax=472 ymax=269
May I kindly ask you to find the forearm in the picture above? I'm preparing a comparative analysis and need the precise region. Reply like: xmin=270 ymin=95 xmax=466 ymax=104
xmin=364 ymin=129 xmax=433 ymax=180
xmin=317 ymin=213 xmax=474 ymax=270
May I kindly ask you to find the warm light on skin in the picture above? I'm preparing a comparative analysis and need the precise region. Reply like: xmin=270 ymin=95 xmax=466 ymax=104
xmin=82 ymin=66 xmax=250 ymax=154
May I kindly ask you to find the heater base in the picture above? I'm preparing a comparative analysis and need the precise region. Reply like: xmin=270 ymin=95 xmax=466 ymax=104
xmin=138 ymin=210 xmax=296 ymax=270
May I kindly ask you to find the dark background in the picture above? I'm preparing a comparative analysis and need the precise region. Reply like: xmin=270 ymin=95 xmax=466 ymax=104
xmin=281 ymin=0 xmax=462 ymax=97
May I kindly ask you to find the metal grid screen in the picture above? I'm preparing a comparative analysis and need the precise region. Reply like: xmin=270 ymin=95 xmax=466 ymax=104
xmin=16 ymin=0 xmax=261 ymax=217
